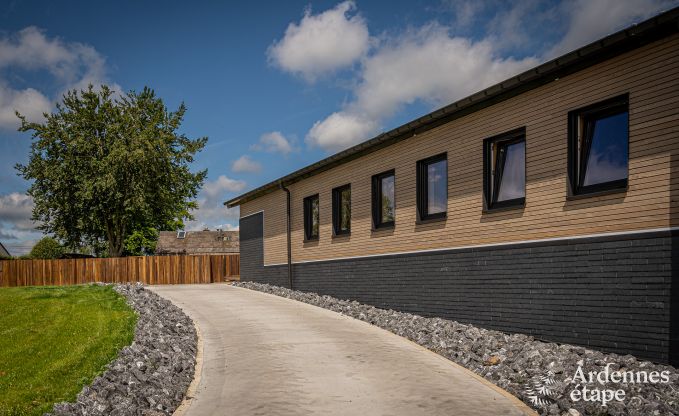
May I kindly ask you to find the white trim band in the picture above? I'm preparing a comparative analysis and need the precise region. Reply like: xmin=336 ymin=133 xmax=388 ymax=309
xmin=239 ymin=210 xmax=264 ymax=219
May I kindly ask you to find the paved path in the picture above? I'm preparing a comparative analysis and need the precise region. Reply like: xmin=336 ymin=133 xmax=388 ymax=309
xmin=149 ymin=284 xmax=535 ymax=416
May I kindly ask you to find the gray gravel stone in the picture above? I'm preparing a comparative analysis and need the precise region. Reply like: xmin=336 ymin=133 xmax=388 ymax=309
xmin=48 ymin=283 xmax=197 ymax=416
xmin=235 ymin=282 xmax=679 ymax=416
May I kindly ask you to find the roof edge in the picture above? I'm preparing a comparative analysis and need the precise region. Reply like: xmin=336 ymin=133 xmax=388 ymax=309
xmin=225 ymin=6 xmax=679 ymax=208
xmin=0 ymin=241 xmax=10 ymax=257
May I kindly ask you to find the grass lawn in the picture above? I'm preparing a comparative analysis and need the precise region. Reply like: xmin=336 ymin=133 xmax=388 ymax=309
xmin=0 ymin=285 xmax=137 ymax=416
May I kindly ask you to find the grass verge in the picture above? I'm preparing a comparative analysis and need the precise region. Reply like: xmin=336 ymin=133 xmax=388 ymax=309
xmin=0 ymin=285 xmax=137 ymax=416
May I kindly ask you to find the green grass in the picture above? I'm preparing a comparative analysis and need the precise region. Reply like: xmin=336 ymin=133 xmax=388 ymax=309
xmin=0 ymin=285 xmax=137 ymax=416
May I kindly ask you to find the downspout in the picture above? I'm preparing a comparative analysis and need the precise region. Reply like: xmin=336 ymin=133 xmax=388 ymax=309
xmin=279 ymin=182 xmax=293 ymax=290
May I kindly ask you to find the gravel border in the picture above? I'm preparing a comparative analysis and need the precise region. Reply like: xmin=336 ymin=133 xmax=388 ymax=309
xmin=49 ymin=283 xmax=197 ymax=416
xmin=234 ymin=282 xmax=679 ymax=416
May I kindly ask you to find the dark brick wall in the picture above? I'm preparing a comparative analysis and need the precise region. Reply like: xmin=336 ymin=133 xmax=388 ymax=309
xmin=671 ymin=234 xmax=679 ymax=366
xmin=240 ymin=212 xmax=677 ymax=365
xmin=239 ymin=213 xmax=288 ymax=287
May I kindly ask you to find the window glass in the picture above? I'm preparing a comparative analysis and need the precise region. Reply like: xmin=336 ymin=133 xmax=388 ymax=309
xmin=304 ymin=194 xmax=319 ymax=240
xmin=380 ymin=174 xmax=395 ymax=223
xmin=582 ymin=111 xmax=628 ymax=186
xmin=339 ymin=187 xmax=351 ymax=231
xmin=311 ymin=196 xmax=319 ymax=237
xmin=427 ymin=159 xmax=447 ymax=215
xmin=568 ymin=94 xmax=628 ymax=196
xmin=496 ymin=140 xmax=526 ymax=202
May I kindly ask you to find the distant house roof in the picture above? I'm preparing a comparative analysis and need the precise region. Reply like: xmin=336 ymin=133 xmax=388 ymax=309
xmin=61 ymin=253 xmax=95 ymax=259
xmin=0 ymin=241 xmax=10 ymax=257
xmin=155 ymin=230 xmax=239 ymax=255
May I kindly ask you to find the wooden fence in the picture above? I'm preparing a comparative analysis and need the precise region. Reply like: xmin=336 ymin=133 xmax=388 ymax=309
xmin=0 ymin=254 xmax=239 ymax=287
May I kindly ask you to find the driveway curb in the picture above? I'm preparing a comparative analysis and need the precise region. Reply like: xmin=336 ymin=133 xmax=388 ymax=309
xmin=173 ymin=319 xmax=204 ymax=416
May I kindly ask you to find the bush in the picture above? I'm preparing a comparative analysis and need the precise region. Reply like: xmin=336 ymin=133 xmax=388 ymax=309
xmin=29 ymin=237 xmax=64 ymax=259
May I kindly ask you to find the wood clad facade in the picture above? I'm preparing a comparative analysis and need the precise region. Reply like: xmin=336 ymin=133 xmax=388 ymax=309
xmin=241 ymin=34 xmax=679 ymax=266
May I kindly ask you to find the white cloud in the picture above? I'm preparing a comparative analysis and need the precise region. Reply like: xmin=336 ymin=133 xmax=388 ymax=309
xmin=252 ymin=131 xmax=294 ymax=155
xmin=0 ymin=26 xmax=75 ymax=72
xmin=546 ymin=0 xmax=672 ymax=58
xmin=202 ymin=175 xmax=246 ymax=199
xmin=231 ymin=155 xmax=262 ymax=173
xmin=306 ymin=111 xmax=379 ymax=152
xmin=446 ymin=0 xmax=488 ymax=30
xmin=219 ymin=223 xmax=240 ymax=231
xmin=185 ymin=175 xmax=245 ymax=232
xmin=355 ymin=25 xmax=537 ymax=119
xmin=0 ymin=26 xmax=120 ymax=129
xmin=267 ymin=1 xmax=369 ymax=81
xmin=0 ymin=83 xmax=51 ymax=127
xmin=0 ymin=230 xmax=19 ymax=241
xmin=0 ymin=193 xmax=43 ymax=256
xmin=306 ymin=23 xmax=537 ymax=151
xmin=582 ymin=150 xmax=628 ymax=186
xmin=185 ymin=205 xmax=240 ymax=232
xmin=0 ymin=192 xmax=35 ymax=225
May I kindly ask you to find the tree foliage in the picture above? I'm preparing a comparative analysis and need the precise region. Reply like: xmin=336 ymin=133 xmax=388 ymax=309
xmin=124 ymin=227 xmax=159 ymax=256
xmin=29 ymin=237 xmax=64 ymax=259
xmin=16 ymin=85 xmax=207 ymax=257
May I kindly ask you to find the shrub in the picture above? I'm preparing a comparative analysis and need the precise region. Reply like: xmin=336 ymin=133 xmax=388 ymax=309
xmin=29 ymin=237 xmax=64 ymax=259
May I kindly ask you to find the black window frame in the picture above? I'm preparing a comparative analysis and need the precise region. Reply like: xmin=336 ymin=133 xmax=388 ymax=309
xmin=483 ymin=127 xmax=526 ymax=211
xmin=303 ymin=193 xmax=319 ymax=241
xmin=371 ymin=169 xmax=396 ymax=230
xmin=331 ymin=184 xmax=351 ymax=236
xmin=416 ymin=153 xmax=448 ymax=222
xmin=567 ymin=94 xmax=629 ymax=197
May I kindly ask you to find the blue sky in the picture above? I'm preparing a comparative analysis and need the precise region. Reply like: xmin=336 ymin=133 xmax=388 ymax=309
xmin=0 ymin=0 xmax=675 ymax=255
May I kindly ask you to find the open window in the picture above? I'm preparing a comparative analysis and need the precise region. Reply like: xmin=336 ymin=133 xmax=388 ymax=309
xmin=568 ymin=94 xmax=629 ymax=196
xmin=483 ymin=128 xmax=526 ymax=210
xmin=416 ymin=153 xmax=447 ymax=221
xmin=332 ymin=184 xmax=351 ymax=236
xmin=372 ymin=170 xmax=395 ymax=229
xmin=303 ymin=194 xmax=319 ymax=241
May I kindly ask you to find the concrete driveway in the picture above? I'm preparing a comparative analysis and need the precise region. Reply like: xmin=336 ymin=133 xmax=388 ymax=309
xmin=149 ymin=284 xmax=535 ymax=416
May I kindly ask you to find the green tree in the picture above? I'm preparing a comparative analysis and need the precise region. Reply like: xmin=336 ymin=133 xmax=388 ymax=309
xmin=124 ymin=227 xmax=159 ymax=256
xmin=29 ymin=237 xmax=64 ymax=259
xmin=16 ymin=85 xmax=207 ymax=257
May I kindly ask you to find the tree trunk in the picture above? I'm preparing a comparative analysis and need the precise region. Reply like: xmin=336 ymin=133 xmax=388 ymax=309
xmin=106 ymin=220 xmax=125 ymax=257
xmin=108 ymin=239 xmax=124 ymax=257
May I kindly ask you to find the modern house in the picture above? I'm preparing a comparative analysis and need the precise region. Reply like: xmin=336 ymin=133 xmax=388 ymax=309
xmin=155 ymin=230 xmax=239 ymax=255
xmin=0 ymin=241 xmax=10 ymax=258
xmin=226 ymin=9 xmax=679 ymax=365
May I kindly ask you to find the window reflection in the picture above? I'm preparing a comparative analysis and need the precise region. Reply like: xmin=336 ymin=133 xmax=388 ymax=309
xmin=311 ymin=196 xmax=319 ymax=237
xmin=569 ymin=94 xmax=629 ymax=195
xmin=582 ymin=111 xmax=628 ymax=186
xmin=339 ymin=187 xmax=351 ymax=232
xmin=496 ymin=140 xmax=525 ymax=202
xmin=381 ymin=175 xmax=395 ymax=223
xmin=303 ymin=194 xmax=319 ymax=240
xmin=427 ymin=159 xmax=447 ymax=214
